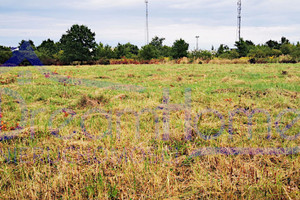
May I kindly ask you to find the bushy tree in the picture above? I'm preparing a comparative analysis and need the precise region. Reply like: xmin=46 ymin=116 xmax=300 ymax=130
xmin=19 ymin=40 xmax=36 ymax=51
xmin=139 ymin=44 xmax=159 ymax=60
xmin=149 ymin=36 xmax=165 ymax=49
xmin=235 ymin=38 xmax=255 ymax=57
xmin=37 ymin=39 xmax=59 ymax=58
xmin=248 ymin=46 xmax=268 ymax=58
xmin=218 ymin=49 xmax=239 ymax=59
xmin=189 ymin=50 xmax=213 ymax=60
xmin=280 ymin=36 xmax=290 ymax=45
xmin=270 ymin=49 xmax=282 ymax=57
xmin=291 ymin=45 xmax=300 ymax=62
xmin=60 ymin=24 xmax=97 ymax=63
xmin=161 ymin=46 xmax=172 ymax=57
xmin=172 ymin=39 xmax=189 ymax=59
xmin=147 ymin=36 xmax=172 ymax=58
xmin=0 ymin=45 xmax=12 ymax=64
xmin=217 ymin=44 xmax=230 ymax=56
xmin=266 ymin=40 xmax=280 ymax=49
xmin=96 ymin=43 xmax=116 ymax=59
xmin=280 ymin=43 xmax=294 ymax=55
xmin=114 ymin=43 xmax=139 ymax=59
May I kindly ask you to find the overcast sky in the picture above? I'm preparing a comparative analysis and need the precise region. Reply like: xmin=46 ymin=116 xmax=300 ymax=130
xmin=0 ymin=0 xmax=300 ymax=49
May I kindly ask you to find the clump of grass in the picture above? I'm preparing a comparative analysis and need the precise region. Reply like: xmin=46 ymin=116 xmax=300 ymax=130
xmin=78 ymin=94 xmax=109 ymax=107
xmin=97 ymin=76 xmax=110 ymax=79
xmin=0 ymin=76 xmax=16 ymax=85
xmin=221 ymin=76 xmax=232 ymax=82
xmin=177 ymin=76 xmax=183 ymax=82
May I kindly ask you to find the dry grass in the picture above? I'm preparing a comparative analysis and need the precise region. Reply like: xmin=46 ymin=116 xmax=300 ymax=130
xmin=209 ymin=58 xmax=249 ymax=65
xmin=0 ymin=63 xmax=299 ymax=199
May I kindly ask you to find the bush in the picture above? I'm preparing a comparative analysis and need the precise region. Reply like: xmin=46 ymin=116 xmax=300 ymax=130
xmin=0 ymin=50 xmax=12 ymax=64
xmin=291 ymin=46 xmax=300 ymax=62
xmin=172 ymin=39 xmax=189 ymax=59
xmin=218 ymin=49 xmax=239 ymax=59
xmin=189 ymin=50 xmax=213 ymax=61
xmin=139 ymin=45 xmax=159 ymax=60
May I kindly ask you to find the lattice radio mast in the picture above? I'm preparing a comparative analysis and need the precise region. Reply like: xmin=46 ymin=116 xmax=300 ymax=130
xmin=237 ymin=0 xmax=242 ymax=41
xmin=145 ymin=0 xmax=149 ymax=45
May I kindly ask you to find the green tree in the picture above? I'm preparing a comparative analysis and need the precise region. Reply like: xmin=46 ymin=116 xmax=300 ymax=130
xmin=217 ymin=44 xmax=229 ymax=56
xmin=280 ymin=43 xmax=294 ymax=55
xmin=248 ymin=46 xmax=268 ymax=58
xmin=148 ymin=36 xmax=172 ymax=58
xmin=234 ymin=38 xmax=255 ymax=57
xmin=171 ymin=39 xmax=189 ymax=59
xmin=139 ymin=45 xmax=159 ymax=60
xmin=37 ymin=39 xmax=59 ymax=58
xmin=270 ymin=49 xmax=282 ymax=57
xmin=96 ymin=43 xmax=116 ymax=59
xmin=266 ymin=40 xmax=280 ymax=49
xmin=0 ymin=45 xmax=12 ymax=64
xmin=189 ymin=50 xmax=213 ymax=60
xmin=60 ymin=24 xmax=97 ymax=63
xmin=218 ymin=49 xmax=239 ymax=59
xmin=291 ymin=45 xmax=300 ymax=62
xmin=114 ymin=43 xmax=139 ymax=59
xmin=280 ymin=36 xmax=290 ymax=45
xmin=19 ymin=40 xmax=36 ymax=50
xmin=149 ymin=36 xmax=165 ymax=49
xmin=161 ymin=45 xmax=172 ymax=57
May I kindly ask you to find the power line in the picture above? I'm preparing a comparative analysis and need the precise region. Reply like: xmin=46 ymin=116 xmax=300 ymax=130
xmin=237 ymin=0 xmax=242 ymax=41
xmin=145 ymin=0 xmax=149 ymax=45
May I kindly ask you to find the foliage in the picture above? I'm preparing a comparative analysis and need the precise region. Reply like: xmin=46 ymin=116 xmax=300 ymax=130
xmin=139 ymin=44 xmax=159 ymax=60
xmin=4 ymin=25 xmax=300 ymax=64
xmin=171 ymin=38 xmax=189 ymax=59
xmin=280 ymin=43 xmax=294 ymax=55
xmin=37 ymin=39 xmax=59 ymax=58
xmin=95 ymin=43 xmax=116 ymax=59
xmin=234 ymin=38 xmax=255 ymax=57
xmin=216 ymin=44 xmax=230 ymax=56
xmin=188 ymin=50 xmax=213 ymax=60
xmin=114 ymin=43 xmax=139 ymax=59
xmin=291 ymin=45 xmax=300 ymax=62
xmin=19 ymin=40 xmax=36 ymax=50
xmin=60 ymin=24 xmax=97 ymax=63
xmin=218 ymin=49 xmax=239 ymax=59
xmin=0 ymin=45 xmax=12 ymax=64
xmin=149 ymin=36 xmax=172 ymax=58
xmin=265 ymin=40 xmax=280 ymax=49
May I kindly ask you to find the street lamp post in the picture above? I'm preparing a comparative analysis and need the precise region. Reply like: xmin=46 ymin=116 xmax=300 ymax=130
xmin=195 ymin=36 xmax=199 ymax=50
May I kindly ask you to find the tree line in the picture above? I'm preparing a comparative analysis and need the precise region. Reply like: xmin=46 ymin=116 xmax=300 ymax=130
xmin=1 ymin=24 xmax=300 ymax=65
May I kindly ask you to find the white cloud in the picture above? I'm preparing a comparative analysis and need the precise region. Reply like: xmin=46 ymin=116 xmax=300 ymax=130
xmin=0 ymin=0 xmax=142 ymax=9
xmin=0 ymin=0 xmax=300 ymax=48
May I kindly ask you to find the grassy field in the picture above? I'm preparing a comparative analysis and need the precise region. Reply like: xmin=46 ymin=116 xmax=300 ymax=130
xmin=0 ymin=63 xmax=299 ymax=199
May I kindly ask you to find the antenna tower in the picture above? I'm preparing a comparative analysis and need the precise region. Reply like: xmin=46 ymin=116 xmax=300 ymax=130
xmin=237 ymin=0 xmax=242 ymax=41
xmin=145 ymin=0 xmax=149 ymax=44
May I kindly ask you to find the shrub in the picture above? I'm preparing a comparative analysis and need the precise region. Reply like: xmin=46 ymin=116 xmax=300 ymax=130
xmin=189 ymin=50 xmax=213 ymax=61
xmin=0 ymin=50 xmax=12 ymax=65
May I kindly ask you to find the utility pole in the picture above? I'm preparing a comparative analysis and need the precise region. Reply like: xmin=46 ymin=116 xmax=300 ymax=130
xmin=145 ymin=0 xmax=149 ymax=45
xmin=195 ymin=36 xmax=199 ymax=50
xmin=237 ymin=0 xmax=242 ymax=41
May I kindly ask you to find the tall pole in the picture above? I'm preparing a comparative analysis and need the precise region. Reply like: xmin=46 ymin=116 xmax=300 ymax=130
xmin=237 ymin=0 xmax=242 ymax=41
xmin=195 ymin=36 xmax=199 ymax=50
xmin=145 ymin=0 xmax=149 ymax=45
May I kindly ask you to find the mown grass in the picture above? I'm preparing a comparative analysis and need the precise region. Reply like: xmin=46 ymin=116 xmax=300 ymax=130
xmin=0 ymin=63 xmax=299 ymax=199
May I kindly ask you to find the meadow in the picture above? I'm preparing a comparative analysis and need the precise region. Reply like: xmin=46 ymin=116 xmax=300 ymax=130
xmin=0 ymin=63 xmax=299 ymax=199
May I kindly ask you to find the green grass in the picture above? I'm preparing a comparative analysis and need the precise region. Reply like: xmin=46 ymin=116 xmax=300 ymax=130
xmin=0 ymin=63 xmax=299 ymax=199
